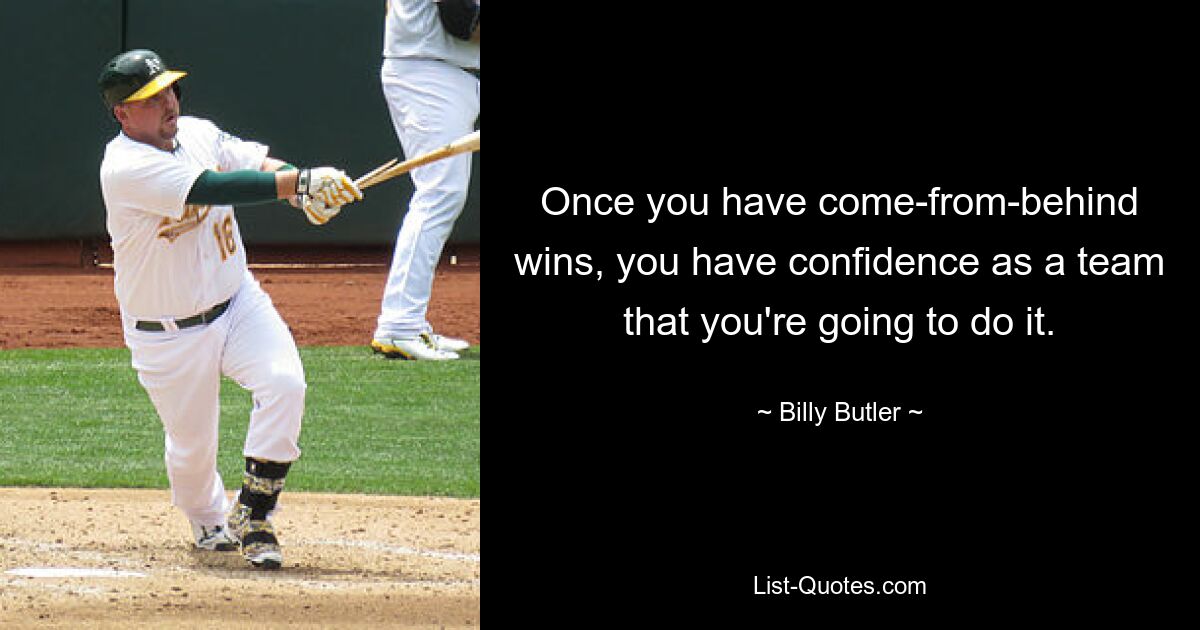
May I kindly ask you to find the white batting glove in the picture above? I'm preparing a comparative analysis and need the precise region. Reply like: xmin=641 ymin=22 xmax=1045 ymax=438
xmin=300 ymin=195 xmax=342 ymax=226
xmin=298 ymin=167 xmax=363 ymax=208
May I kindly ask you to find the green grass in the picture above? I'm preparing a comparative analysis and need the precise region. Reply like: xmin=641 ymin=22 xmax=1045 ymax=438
xmin=0 ymin=346 xmax=479 ymax=497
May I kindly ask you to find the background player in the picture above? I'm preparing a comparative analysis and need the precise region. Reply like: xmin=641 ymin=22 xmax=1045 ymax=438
xmin=97 ymin=49 xmax=361 ymax=569
xmin=370 ymin=0 xmax=480 ymax=360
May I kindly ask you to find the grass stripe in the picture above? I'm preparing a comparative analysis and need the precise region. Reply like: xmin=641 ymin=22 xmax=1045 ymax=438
xmin=0 ymin=346 xmax=479 ymax=497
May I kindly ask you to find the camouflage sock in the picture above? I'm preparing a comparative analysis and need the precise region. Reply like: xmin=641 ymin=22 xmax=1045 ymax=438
xmin=238 ymin=458 xmax=291 ymax=520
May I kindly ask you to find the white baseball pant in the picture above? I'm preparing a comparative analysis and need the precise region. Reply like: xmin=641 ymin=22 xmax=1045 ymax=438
xmin=375 ymin=57 xmax=480 ymax=339
xmin=124 ymin=272 xmax=305 ymax=526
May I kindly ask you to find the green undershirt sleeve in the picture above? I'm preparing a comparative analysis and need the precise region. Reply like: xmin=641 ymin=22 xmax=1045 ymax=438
xmin=185 ymin=170 xmax=279 ymax=206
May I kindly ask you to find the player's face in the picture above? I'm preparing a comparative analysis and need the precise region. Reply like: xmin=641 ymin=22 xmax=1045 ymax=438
xmin=115 ymin=87 xmax=180 ymax=151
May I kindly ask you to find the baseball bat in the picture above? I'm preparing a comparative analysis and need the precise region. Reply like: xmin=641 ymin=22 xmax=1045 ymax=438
xmin=356 ymin=130 xmax=480 ymax=190
xmin=355 ymin=158 xmax=398 ymax=187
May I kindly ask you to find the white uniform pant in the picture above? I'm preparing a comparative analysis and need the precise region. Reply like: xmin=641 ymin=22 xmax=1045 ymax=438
xmin=124 ymin=273 xmax=305 ymax=526
xmin=375 ymin=57 xmax=480 ymax=339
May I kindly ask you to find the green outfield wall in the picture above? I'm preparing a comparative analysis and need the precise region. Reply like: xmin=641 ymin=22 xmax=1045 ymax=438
xmin=0 ymin=0 xmax=479 ymax=245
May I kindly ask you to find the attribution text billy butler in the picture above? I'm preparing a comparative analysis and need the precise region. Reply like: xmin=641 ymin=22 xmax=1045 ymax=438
xmin=759 ymin=402 xmax=925 ymax=426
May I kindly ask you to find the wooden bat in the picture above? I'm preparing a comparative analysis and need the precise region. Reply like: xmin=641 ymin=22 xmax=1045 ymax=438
xmin=354 ymin=158 xmax=398 ymax=188
xmin=355 ymin=130 xmax=480 ymax=190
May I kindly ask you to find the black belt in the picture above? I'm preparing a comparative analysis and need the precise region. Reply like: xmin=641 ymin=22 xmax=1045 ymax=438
xmin=135 ymin=299 xmax=231 ymax=332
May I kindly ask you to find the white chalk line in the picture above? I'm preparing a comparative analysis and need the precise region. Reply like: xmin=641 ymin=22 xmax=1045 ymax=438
xmin=4 ymin=535 xmax=479 ymax=567
xmin=1 ymin=577 xmax=112 ymax=597
xmin=6 ymin=567 xmax=146 ymax=578
xmin=289 ymin=577 xmax=480 ymax=590
xmin=302 ymin=539 xmax=480 ymax=563
xmin=2 ymin=535 xmax=479 ymax=592
xmin=0 ymin=536 xmax=138 ymax=568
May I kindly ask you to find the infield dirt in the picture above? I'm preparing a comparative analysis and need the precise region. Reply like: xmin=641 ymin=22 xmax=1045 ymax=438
xmin=0 ymin=488 xmax=479 ymax=628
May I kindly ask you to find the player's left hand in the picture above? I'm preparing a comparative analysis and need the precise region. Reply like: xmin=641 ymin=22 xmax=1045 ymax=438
xmin=299 ymin=195 xmax=342 ymax=225
xmin=299 ymin=167 xmax=363 ymax=208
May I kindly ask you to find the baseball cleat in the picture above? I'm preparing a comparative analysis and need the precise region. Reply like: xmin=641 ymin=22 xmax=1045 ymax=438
xmin=241 ymin=521 xmax=283 ymax=570
xmin=227 ymin=503 xmax=283 ymax=570
xmin=191 ymin=522 xmax=239 ymax=552
xmin=371 ymin=333 xmax=459 ymax=360
xmin=430 ymin=333 xmax=470 ymax=353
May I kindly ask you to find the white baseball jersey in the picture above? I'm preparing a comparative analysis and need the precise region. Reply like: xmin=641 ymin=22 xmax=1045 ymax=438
xmin=100 ymin=115 xmax=304 ymax=528
xmin=100 ymin=116 xmax=268 ymax=320
xmin=385 ymin=0 xmax=480 ymax=70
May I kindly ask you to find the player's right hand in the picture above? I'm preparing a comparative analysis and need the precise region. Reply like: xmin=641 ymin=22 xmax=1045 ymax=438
xmin=299 ymin=195 xmax=341 ymax=226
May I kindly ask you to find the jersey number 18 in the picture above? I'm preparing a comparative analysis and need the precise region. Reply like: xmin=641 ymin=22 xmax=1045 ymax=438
xmin=213 ymin=215 xmax=236 ymax=261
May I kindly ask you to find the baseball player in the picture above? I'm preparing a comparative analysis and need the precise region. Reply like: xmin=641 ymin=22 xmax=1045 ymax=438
xmin=97 ymin=49 xmax=361 ymax=569
xmin=370 ymin=0 xmax=480 ymax=360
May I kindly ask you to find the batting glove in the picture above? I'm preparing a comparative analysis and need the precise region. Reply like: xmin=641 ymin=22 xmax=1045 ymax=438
xmin=299 ymin=195 xmax=342 ymax=226
xmin=297 ymin=167 xmax=364 ymax=208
